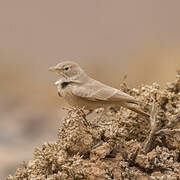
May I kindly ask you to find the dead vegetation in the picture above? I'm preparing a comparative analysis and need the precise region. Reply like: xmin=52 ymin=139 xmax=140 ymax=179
xmin=7 ymin=71 xmax=180 ymax=180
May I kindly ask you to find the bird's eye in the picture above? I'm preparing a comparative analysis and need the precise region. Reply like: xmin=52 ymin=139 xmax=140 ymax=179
xmin=64 ymin=66 xmax=70 ymax=71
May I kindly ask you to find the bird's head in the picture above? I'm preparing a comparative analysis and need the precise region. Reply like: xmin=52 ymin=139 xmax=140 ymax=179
xmin=49 ymin=61 xmax=85 ymax=81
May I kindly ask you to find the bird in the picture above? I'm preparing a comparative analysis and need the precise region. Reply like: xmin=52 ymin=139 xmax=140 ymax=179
xmin=49 ymin=61 xmax=150 ymax=118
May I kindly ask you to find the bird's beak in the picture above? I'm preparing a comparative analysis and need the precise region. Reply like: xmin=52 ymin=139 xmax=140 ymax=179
xmin=48 ymin=66 xmax=60 ymax=72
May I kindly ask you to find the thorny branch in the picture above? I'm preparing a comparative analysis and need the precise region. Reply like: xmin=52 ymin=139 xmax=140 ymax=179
xmin=143 ymin=99 xmax=159 ymax=153
xmin=155 ymin=112 xmax=180 ymax=136
xmin=143 ymin=100 xmax=180 ymax=154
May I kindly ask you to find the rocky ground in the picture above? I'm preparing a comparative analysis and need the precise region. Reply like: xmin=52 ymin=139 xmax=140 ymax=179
xmin=7 ymin=71 xmax=180 ymax=180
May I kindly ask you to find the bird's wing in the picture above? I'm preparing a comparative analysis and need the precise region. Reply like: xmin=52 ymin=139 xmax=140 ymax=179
xmin=72 ymin=79 xmax=137 ymax=103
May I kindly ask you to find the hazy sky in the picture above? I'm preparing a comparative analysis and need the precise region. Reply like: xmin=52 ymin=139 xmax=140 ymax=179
xmin=0 ymin=0 xmax=180 ymax=87
xmin=0 ymin=1 xmax=180 ymax=59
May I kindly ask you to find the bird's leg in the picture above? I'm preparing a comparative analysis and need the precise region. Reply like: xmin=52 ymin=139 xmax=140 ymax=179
xmin=99 ymin=109 xmax=104 ymax=121
xmin=98 ymin=108 xmax=106 ymax=122
xmin=109 ymin=106 xmax=120 ymax=113
xmin=96 ymin=107 xmax=113 ymax=127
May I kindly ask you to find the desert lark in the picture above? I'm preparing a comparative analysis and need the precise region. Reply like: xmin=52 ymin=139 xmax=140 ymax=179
xmin=49 ymin=61 xmax=149 ymax=118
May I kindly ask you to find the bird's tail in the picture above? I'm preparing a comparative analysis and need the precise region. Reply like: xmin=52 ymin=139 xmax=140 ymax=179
xmin=121 ymin=103 xmax=150 ymax=118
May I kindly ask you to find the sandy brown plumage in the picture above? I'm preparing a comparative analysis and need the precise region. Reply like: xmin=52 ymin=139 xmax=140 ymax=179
xmin=49 ymin=61 xmax=150 ymax=118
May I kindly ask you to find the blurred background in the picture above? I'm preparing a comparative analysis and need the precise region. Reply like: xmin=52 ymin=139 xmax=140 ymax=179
xmin=0 ymin=0 xmax=180 ymax=178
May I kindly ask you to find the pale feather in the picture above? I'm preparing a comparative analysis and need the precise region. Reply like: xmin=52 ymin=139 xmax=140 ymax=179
xmin=72 ymin=78 xmax=137 ymax=103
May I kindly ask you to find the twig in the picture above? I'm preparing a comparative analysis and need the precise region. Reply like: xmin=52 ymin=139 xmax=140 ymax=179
xmin=143 ymin=100 xmax=180 ymax=153
xmin=156 ymin=128 xmax=180 ymax=135
xmin=120 ymin=74 xmax=127 ymax=85
xmin=62 ymin=106 xmax=91 ymax=126
xmin=129 ymin=147 xmax=140 ymax=164
xmin=155 ymin=112 xmax=180 ymax=136
xmin=76 ymin=107 xmax=91 ymax=127
xmin=143 ymin=99 xmax=160 ymax=153
xmin=162 ymin=112 xmax=180 ymax=129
